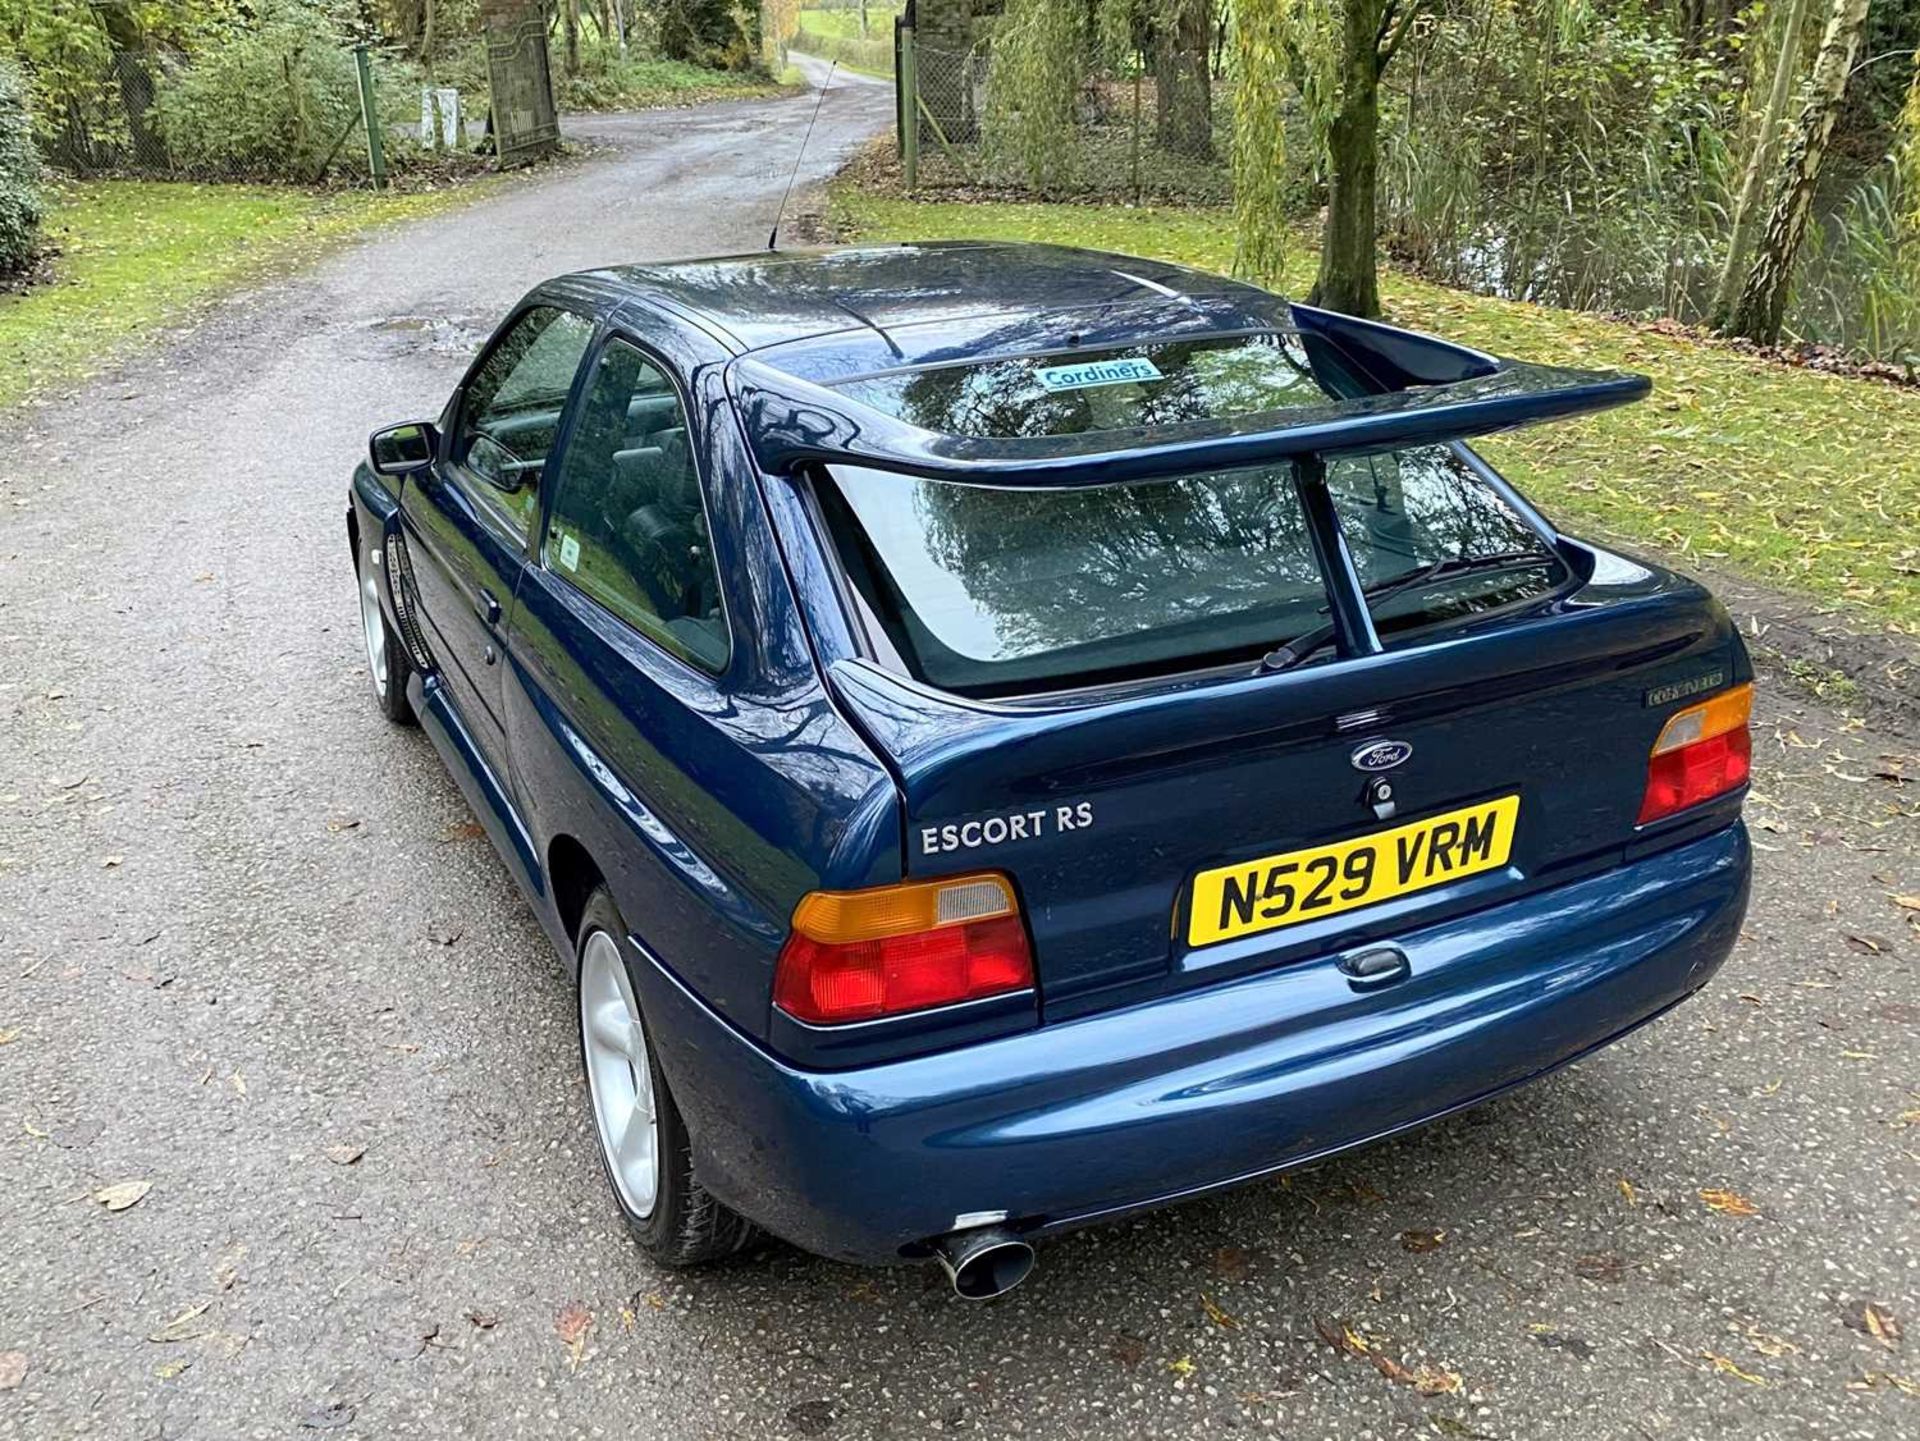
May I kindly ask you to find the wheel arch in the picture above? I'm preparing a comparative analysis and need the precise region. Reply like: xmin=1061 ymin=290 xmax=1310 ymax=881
xmin=548 ymin=833 xmax=606 ymax=951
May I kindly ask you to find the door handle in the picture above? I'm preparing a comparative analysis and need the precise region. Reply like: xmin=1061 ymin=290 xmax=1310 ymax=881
xmin=476 ymin=589 xmax=502 ymax=627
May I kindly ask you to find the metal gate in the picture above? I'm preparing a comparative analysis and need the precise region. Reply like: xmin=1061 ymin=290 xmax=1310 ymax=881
xmin=486 ymin=16 xmax=560 ymax=167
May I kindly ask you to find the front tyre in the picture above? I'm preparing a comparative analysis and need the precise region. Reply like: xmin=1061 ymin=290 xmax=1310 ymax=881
xmin=357 ymin=543 xmax=415 ymax=725
xmin=575 ymin=888 xmax=757 ymax=1267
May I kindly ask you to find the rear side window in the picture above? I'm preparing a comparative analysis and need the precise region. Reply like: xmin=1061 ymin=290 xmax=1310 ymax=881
xmin=457 ymin=306 xmax=596 ymax=535
xmin=820 ymin=450 xmax=1565 ymax=696
xmin=1327 ymin=447 xmax=1566 ymax=641
xmin=542 ymin=340 xmax=729 ymax=673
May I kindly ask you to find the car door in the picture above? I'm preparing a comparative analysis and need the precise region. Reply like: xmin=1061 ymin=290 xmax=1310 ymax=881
xmin=400 ymin=303 xmax=597 ymax=781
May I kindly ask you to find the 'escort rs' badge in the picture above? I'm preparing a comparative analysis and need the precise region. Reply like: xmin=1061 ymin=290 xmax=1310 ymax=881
xmin=1349 ymin=739 xmax=1413 ymax=773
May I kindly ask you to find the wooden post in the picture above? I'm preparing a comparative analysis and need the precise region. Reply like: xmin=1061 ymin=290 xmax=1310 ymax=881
xmin=899 ymin=25 xmax=918 ymax=193
xmin=355 ymin=45 xmax=388 ymax=190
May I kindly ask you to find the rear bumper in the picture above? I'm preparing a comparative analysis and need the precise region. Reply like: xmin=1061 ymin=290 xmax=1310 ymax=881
xmin=633 ymin=822 xmax=1750 ymax=1264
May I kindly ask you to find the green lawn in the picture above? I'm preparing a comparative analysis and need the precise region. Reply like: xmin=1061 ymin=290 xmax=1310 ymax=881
xmin=831 ymin=193 xmax=1920 ymax=634
xmin=792 ymin=7 xmax=897 ymax=77
xmin=0 ymin=181 xmax=470 ymax=411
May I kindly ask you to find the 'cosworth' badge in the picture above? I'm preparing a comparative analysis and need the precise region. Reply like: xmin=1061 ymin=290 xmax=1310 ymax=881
xmin=1350 ymin=739 xmax=1413 ymax=773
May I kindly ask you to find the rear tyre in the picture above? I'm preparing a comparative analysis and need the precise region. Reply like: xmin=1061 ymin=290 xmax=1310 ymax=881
xmin=575 ymin=887 xmax=758 ymax=1267
xmin=357 ymin=543 xmax=415 ymax=725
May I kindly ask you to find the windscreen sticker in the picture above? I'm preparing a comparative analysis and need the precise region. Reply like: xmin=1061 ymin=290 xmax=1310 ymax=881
xmin=1035 ymin=357 xmax=1164 ymax=392
xmin=558 ymin=533 xmax=581 ymax=572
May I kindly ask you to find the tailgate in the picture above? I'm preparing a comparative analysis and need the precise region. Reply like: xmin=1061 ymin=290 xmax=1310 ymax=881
xmin=826 ymin=564 xmax=1744 ymax=1013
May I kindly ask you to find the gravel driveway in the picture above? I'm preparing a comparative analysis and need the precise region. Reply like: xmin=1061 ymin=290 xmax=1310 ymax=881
xmin=1 ymin=60 xmax=1916 ymax=1441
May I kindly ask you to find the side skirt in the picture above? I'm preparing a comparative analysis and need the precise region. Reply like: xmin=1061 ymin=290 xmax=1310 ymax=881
xmin=410 ymin=672 xmax=569 ymax=959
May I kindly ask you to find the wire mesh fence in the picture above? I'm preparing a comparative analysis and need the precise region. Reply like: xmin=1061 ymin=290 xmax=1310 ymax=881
xmin=900 ymin=39 xmax=1232 ymax=206
xmin=38 ymin=45 xmax=489 ymax=186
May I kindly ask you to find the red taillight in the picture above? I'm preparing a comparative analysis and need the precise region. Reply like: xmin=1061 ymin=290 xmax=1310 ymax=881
xmin=774 ymin=874 xmax=1034 ymax=1025
xmin=1638 ymin=682 xmax=1753 ymax=824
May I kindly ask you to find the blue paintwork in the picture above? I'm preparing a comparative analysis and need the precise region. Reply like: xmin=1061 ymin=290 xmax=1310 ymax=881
xmin=631 ymin=822 xmax=1748 ymax=1261
xmin=346 ymin=243 xmax=1752 ymax=1265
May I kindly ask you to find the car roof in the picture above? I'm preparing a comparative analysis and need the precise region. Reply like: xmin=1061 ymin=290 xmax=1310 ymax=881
xmin=578 ymin=242 xmax=1278 ymax=358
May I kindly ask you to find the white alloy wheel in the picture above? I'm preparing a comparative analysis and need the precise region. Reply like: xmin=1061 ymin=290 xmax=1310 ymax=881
xmin=579 ymin=929 xmax=659 ymax=1218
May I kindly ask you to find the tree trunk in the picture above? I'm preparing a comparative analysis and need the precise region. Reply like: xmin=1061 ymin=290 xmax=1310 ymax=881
xmin=564 ymin=0 xmax=581 ymax=74
xmin=421 ymin=0 xmax=437 ymax=65
xmin=1308 ymin=0 xmax=1389 ymax=316
xmin=1708 ymin=0 xmax=1811 ymax=326
xmin=1723 ymin=0 xmax=1870 ymax=343
xmin=1153 ymin=0 xmax=1214 ymax=160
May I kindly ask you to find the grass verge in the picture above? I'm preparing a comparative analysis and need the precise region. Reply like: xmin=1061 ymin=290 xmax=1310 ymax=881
xmin=0 ymin=179 xmax=473 ymax=410
xmin=558 ymin=56 xmax=787 ymax=111
xmin=830 ymin=191 xmax=1920 ymax=635
xmin=791 ymin=9 xmax=898 ymax=78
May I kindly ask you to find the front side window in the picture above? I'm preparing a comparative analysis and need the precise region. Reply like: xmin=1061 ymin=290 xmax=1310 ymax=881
xmin=456 ymin=306 xmax=596 ymax=536
xmin=542 ymin=340 xmax=729 ymax=673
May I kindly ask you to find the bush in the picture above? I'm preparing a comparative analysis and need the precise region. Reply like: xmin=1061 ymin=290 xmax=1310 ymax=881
xmin=151 ymin=0 xmax=422 ymax=181
xmin=0 ymin=56 xmax=44 ymax=274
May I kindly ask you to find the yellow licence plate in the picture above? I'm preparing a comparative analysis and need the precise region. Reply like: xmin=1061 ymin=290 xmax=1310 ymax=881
xmin=1187 ymin=795 xmax=1521 ymax=947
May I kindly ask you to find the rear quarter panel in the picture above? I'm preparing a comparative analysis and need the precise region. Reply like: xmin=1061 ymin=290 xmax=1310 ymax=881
xmin=503 ymin=360 xmax=901 ymax=1038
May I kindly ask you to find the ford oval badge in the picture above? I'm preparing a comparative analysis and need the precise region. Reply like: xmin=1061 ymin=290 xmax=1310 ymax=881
xmin=1350 ymin=739 xmax=1413 ymax=773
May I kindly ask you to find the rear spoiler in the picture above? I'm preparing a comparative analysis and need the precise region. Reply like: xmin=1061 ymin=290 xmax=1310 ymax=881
xmin=731 ymin=302 xmax=1649 ymax=487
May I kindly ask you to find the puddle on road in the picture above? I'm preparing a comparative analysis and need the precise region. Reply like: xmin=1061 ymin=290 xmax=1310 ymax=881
xmin=363 ymin=315 xmax=490 ymax=360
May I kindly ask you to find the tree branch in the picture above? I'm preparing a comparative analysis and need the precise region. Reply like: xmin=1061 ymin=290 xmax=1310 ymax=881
xmin=1377 ymin=0 xmax=1427 ymax=71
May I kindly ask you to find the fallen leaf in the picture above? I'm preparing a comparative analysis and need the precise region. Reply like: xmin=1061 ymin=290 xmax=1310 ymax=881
xmin=93 ymin=1179 xmax=152 ymax=1212
xmin=1846 ymin=1300 xmax=1902 ymax=1348
xmin=1852 ymin=1372 xmax=1919 ymax=1397
xmin=154 ymin=1358 xmax=192 ymax=1380
xmin=1702 ymin=1351 xmax=1767 ymax=1385
xmin=148 ymin=1301 xmax=213 ymax=1343
xmin=1400 ymin=1228 xmax=1446 ymax=1253
xmin=230 ymin=1071 xmax=246 ymax=1097
xmin=299 ymin=1401 xmax=356 ymax=1430
xmin=1618 ymin=1177 xmax=1638 ymax=1206
xmin=0 ymin=1029 xmax=18 ymax=1045
xmin=1892 ymin=895 xmax=1920 ymax=912
xmin=0 ymin=1352 xmax=24 ymax=1389
xmin=1199 ymin=1292 xmax=1240 ymax=1329
xmin=1574 ymin=1253 xmax=1626 ymax=1282
xmin=1846 ymin=934 xmax=1890 ymax=955
xmin=468 ymin=1310 xmax=500 ymax=1330
xmin=1109 ymin=1332 xmax=1147 ymax=1368
xmin=101 ymin=855 xmax=123 ymax=869
xmin=1745 ymin=1326 xmax=1799 ymax=1358
xmin=440 ymin=821 xmax=486 ymax=842
xmin=325 ymin=818 xmax=361 ymax=834
xmin=555 ymin=1300 xmax=591 ymax=1370
xmin=1167 ymin=1354 xmax=1196 ymax=1377
xmin=381 ymin=1318 xmax=437 ymax=1361
xmin=1209 ymin=1245 xmax=1251 ymax=1281
xmin=212 ymin=1244 xmax=246 ymax=1292
xmin=1700 ymin=1188 xmax=1759 ymax=1217
xmin=324 ymin=1142 xmax=366 ymax=1167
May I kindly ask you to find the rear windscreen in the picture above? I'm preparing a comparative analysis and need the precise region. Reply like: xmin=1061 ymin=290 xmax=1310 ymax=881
xmin=819 ymin=445 xmax=1567 ymax=696
xmin=835 ymin=333 xmax=1336 ymax=439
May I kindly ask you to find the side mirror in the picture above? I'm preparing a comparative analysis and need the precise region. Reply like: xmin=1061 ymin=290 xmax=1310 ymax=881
xmin=369 ymin=421 xmax=440 ymax=477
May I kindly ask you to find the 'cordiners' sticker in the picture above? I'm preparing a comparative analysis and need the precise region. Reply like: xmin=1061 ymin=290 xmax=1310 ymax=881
xmin=1036 ymin=357 xmax=1163 ymax=392
xmin=558 ymin=534 xmax=581 ymax=571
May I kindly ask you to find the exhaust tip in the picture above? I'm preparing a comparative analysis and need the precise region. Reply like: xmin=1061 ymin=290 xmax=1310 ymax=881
xmin=932 ymin=1227 xmax=1036 ymax=1300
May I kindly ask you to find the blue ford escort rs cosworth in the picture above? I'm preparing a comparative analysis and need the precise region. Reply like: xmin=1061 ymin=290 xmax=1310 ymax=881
xmin=347 ymin=243 xmax=1753 ymax=1297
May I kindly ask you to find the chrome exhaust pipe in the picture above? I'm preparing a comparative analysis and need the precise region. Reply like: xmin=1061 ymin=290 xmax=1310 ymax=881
xmin=931 ymin=1226 xmax=1035 ymax=1300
